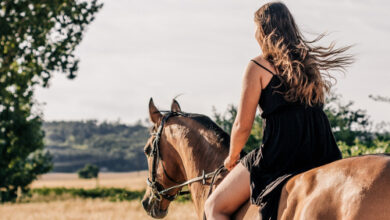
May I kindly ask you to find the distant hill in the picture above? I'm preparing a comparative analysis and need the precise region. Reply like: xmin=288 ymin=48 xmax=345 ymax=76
xmin=43 ymin=120 xmax=149 ymax=172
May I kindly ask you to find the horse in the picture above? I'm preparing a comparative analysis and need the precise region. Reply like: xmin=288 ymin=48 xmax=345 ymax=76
xmin=141 ymin=98 xmax=390 ymax=220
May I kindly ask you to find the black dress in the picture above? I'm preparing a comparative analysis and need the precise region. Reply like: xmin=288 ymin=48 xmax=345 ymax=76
xmin=240 ymin=59 xmax=342 ymax=220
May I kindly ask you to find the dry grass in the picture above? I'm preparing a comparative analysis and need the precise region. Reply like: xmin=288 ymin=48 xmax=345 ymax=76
xmin=29 ymin=171 xmax=148 ymax=190
xmin=0 ymin=199 xmax=198 ymax=220
xmin=2 ymin=171 xmax=198 ymax=219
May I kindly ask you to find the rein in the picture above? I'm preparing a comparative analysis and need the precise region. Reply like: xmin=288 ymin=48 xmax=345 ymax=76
xmin=146 ymin=111 xmax=227 ymax=204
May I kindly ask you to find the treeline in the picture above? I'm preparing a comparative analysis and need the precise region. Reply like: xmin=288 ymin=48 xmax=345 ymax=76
xmin=213 ymin=93 xmax=390 ymax=156
xmin=43 ymin=120 xmax=149 ymax=172
xmin=22 ymin=187 xmax=191 ymax=203
xmin=44 ymin=94 xmax=390 ymax=173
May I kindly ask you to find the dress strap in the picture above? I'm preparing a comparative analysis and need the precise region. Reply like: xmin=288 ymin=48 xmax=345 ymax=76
xmin=250 ymin=59 xmax=275 ymax=75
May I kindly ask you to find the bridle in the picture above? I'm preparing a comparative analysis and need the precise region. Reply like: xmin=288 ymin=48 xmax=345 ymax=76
xmin=145 ymin=111 xmax=227 ymax=204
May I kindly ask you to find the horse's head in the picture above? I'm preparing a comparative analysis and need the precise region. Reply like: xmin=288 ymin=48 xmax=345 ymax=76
xmin=141 ymin=98 xmax=187 ymax=218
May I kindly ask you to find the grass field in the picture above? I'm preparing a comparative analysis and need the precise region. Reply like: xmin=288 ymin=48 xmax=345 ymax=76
xmin=0 ymin=199 xmax=197 ymax=220
xmin=1 ymin=172 xmax=197 ymax=220
xmin=29 ymin=171 xmax=148 ymax=190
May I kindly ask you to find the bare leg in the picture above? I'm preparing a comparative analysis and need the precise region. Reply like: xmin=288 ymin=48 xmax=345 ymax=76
xmin=204 ymin=163 xmax=250 ymax=220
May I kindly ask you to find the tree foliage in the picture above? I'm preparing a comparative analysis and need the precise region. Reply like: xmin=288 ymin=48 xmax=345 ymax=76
xmin=212 ymin=105 xmax=263 ymax=153
xmin=338 ymin=139 xmax=390 ymax=158
xmin=324 ymin=93 xmax=374 ymax=146
xmin=78 ymin=163 xmax=99 ymax=179
xmin=0 ymin=0 xmax=102 ymax=202
xmin=43 ymin=120 xmax=149 ymax=172
xmin=212 ymin=93 xmax=390 ymax=156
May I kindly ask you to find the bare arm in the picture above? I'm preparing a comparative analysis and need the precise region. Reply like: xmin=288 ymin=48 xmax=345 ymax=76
xmin=227 ymin=61 xmax=262 ymax=165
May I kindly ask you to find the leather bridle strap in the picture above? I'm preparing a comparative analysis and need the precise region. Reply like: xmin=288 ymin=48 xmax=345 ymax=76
xmin=146 ymin=111 xmax=227 ymax=203
xmin=148 ymin=111 xmax=181 ymax=202
xmin=149 ymin=165 xmax=227 ymax=196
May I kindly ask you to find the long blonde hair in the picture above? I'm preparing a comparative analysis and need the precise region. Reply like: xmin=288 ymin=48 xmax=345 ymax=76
xmin=255 ymin=2 xmax=354 ymax=106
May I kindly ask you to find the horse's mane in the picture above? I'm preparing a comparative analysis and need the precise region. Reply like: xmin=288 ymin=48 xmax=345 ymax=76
xmin=182 ymin=113 xmax=247 ymax=158
xmin=173 ymin=112 xmax=231 ymax=149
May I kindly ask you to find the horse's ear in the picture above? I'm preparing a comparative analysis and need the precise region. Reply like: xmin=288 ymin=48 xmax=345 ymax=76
xmin=171 ymin=99 xmax=181 ymax=112
xmin=149 ymin=98 xmax=162 ymax=124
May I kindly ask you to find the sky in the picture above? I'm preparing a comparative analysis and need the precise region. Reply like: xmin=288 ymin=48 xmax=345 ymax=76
xmin=35 ymin=0 xmax=390 ymax=126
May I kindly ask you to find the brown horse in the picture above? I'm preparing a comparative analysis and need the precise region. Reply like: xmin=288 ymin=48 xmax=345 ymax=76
xmin=142 ymin=98 xmax=390 ymax=220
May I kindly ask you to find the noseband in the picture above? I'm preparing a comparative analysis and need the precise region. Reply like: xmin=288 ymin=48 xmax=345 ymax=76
xmin=146 ymin=111 xmax=227 ymax=204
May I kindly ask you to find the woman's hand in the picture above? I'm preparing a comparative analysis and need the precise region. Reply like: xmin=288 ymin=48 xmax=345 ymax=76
xmin=224 ymin=154 xmax=240 ymax=171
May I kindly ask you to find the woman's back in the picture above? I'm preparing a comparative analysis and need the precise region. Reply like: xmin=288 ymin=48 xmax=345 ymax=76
xmin=240 ymin=58 xmax=342 ymax=219
xmin=250 ymin=59 xmax=324 ymax=119
xmin=205 ymin=2 xmax=354 ymax=220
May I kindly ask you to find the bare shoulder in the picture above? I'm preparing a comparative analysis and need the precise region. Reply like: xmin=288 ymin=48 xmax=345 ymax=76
xmin=247 ymin=55 xmax=277 ymax=89
xmin=243 ymin=59 xmax=262 ymax=84
xmin=251 ymin=55 xmax=277 ymax=74
xmin=244 ymin=56 xmax=270 ymax=76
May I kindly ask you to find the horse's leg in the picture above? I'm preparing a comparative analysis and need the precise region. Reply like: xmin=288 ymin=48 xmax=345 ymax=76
xmin=204 ymin=163 xmax=250 ymax=220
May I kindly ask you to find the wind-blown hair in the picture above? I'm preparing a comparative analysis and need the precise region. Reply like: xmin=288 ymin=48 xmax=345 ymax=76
xmin=255 ymin=2 xmax=354 ymax=106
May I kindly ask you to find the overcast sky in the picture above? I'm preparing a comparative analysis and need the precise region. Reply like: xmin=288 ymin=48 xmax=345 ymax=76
xmin=35 ymin=0 xmax=390 ymax=126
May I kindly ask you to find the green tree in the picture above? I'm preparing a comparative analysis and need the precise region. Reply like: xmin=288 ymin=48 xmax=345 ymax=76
xmin=78 ymin=163 xmax=100 ymax=187
xmin=369 ymin=94 xmax=390 ymax=140
xmin=212 ymin=93 xmax=386 ymax=153
xmin=339 ymin=139 xmax=390 ymax=158
xmin=212 ymin=104 xmax=263 ymax=153
xmin=0 ymin=0 xmax=103 ymax=202
xmin=324 ymin=93 xmax=373 ymax=146
xmin=78 ymin=163 xmax=99 ymax=179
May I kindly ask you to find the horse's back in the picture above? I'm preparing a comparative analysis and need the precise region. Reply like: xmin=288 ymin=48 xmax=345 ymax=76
xmin=278 ymin=154 xmax=390 ymax=220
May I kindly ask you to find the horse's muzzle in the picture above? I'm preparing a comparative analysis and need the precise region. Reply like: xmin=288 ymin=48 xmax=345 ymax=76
xmin=142 ymin=196 xmax=168 ymax=219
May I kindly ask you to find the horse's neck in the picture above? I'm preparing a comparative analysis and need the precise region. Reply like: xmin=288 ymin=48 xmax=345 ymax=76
xmin=177 ymin=130 xmax=229 ymax=218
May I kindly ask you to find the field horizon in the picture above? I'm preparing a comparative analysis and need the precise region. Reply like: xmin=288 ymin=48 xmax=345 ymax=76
xmin=1 ymin=171 xmax=198 ymax=220
xmin=29 ymin=171 xmax=149 ymax=190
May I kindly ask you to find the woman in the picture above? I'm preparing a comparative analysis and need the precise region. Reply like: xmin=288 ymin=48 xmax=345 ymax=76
xmin=204 ymin=2 xmax=353 ymax=220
